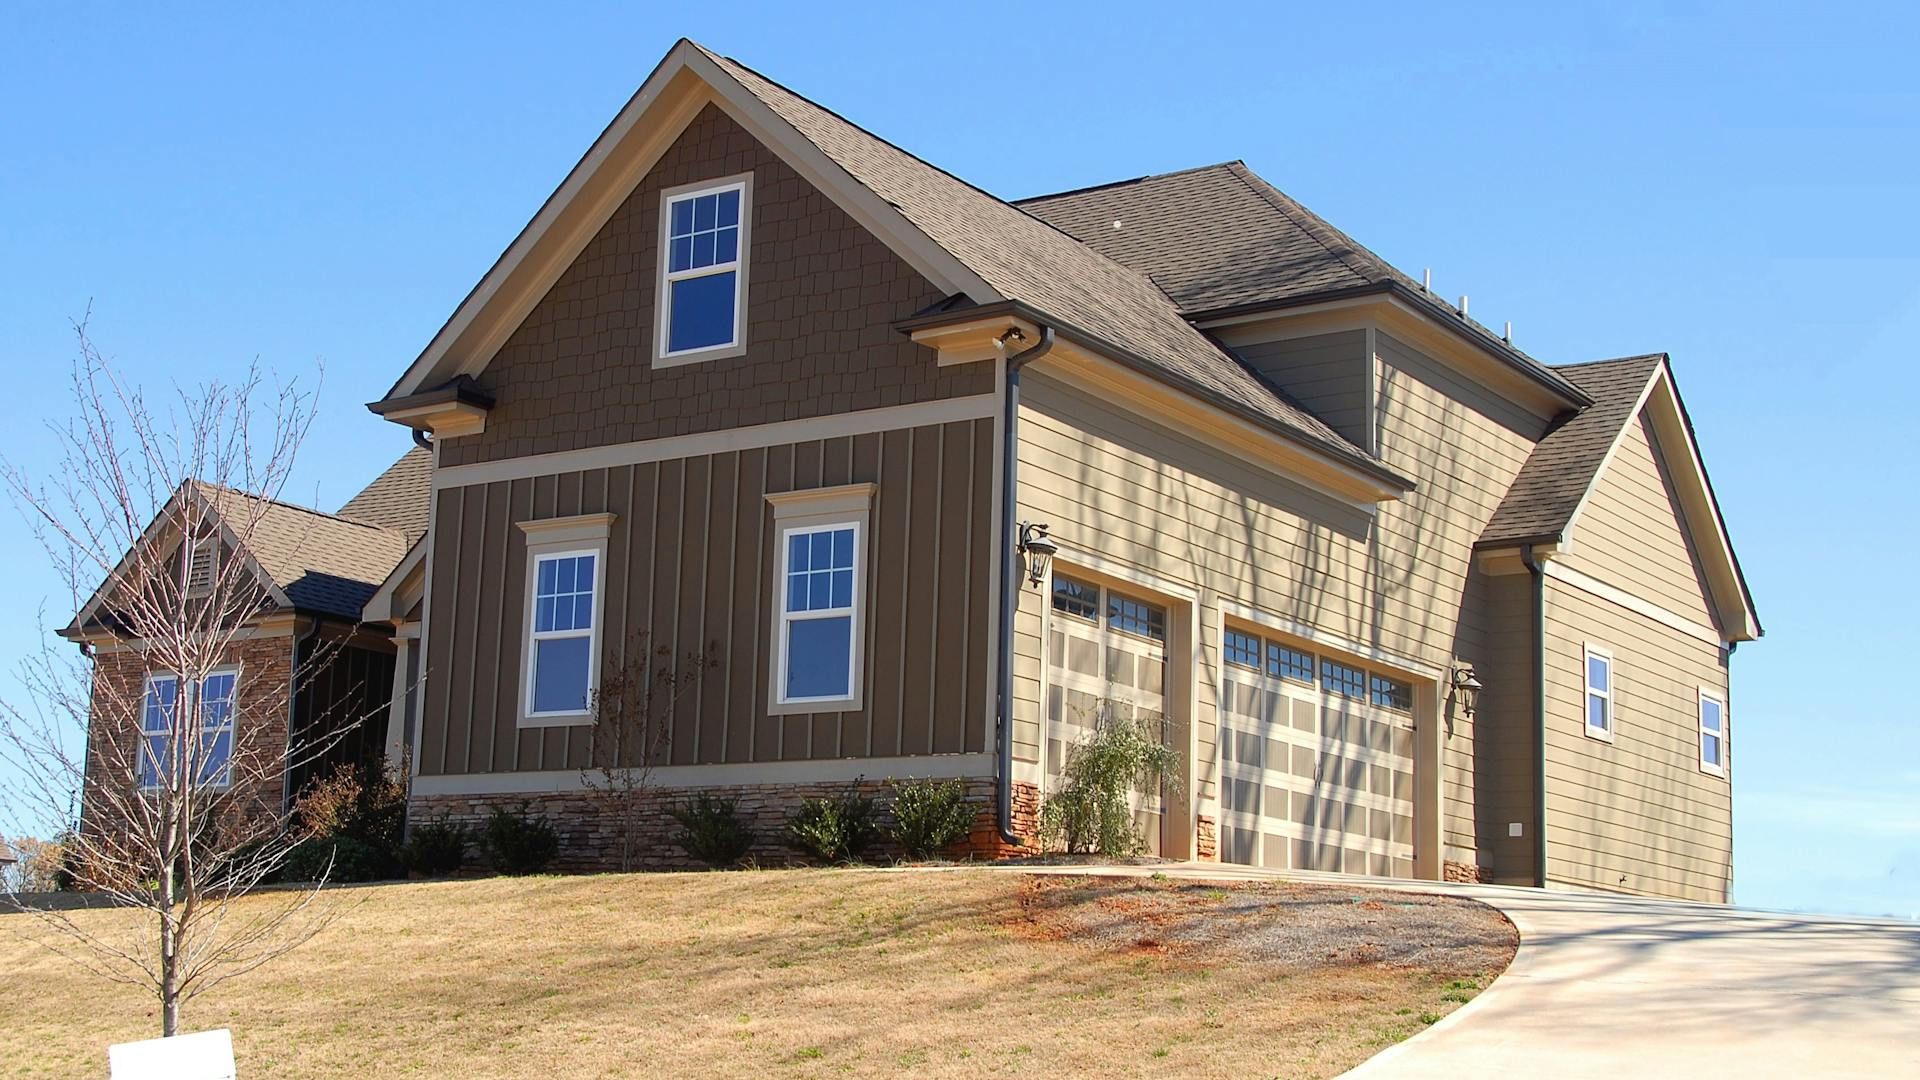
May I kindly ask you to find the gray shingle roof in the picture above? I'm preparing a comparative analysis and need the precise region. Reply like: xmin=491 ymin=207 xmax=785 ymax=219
xmin=1479 ymin=355 xmax=1664 ymax=547
xmin=338 ymin=446 xmax=432 ymax=543
xmin=1016 ymin=162 xmax=1581 ymax=402
xmin=207 ymin=487 xmax=415 ymax=621
xmin=699 ymin=47 xmax=1401 ymax=484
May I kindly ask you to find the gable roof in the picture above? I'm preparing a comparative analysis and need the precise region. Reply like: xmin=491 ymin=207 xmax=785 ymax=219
xmin=1480 ymin=355 xmax=1663 ymax=546
xmin=377 ymin=39 xmax=1408 ymax=493
xmin=1481 ymin=353 xmax=1760 ymax=640
xmin=1016 ymin=162 xmax=1587 ymax=408
xmin=203 ymin=488 xmax=414 ymax=621
xmin=338 ymin=446 xmax=432 ymax=543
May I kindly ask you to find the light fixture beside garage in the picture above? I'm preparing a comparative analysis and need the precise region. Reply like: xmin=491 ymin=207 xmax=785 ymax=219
xmin=1017 ymin=521 xmax=1058 ymax=588
xmin=1451 ymin=665 xmax=1484 ymax=718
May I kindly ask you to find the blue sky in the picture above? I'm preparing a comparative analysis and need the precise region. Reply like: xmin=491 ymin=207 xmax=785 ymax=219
xmin=2 ymin=2 xmax=1913 ymax=916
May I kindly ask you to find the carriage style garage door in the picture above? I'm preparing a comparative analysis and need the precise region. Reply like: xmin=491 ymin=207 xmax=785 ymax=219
xmin=1044 ymin=573 xmax=1169 ymax=855
xmin=1216 ymin=625 xmax=1416 ymax=876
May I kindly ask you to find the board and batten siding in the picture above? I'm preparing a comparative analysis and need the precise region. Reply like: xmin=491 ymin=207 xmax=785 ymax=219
xmin=1014 ymin=327 xmax=1547 ymax=863
xmin=418 ymin=417 xmax=995 ymax=777
xmin=1557 ymin=411 xmax=1720 ymax=630
xmin=1233 ymin=330 xmax=1372 ymax=451
xmin=1542 ymin=579 xmax=1732 ymax=901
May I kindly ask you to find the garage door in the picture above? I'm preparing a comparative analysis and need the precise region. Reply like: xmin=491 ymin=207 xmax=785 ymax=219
xmin=1216 ymin=625 xmax=1416 ymax=876
xmin=1044 ymin=573 xmax=1169 ymax=854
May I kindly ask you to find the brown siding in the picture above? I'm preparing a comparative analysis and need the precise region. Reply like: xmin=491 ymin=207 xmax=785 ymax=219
xmin=1474 ymin=569 xmax=1542 ymax=885
xmin=1542 ymin=579 xmax=1732 ymax=901
xmin=439 ymin=104 xmax=992 ymax=469
xmin=1232 ymin=330 xmax=1371 ymax=450
xmin=1557 ymin=412 xmax=1720 ymax=629
xmin=417 ymin=417 xmax=995 ymax=776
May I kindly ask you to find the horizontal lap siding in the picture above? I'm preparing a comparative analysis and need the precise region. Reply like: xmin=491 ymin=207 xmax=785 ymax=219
xmin=1559 ymin=413 xmax=1719 ymax=629
xmin=1542 ymin=580 xmax=1731 ymax=901
xmin=418 ymin=418 xmax=994 ymax=776
xmin=1018 ymin=331 xmax=1542 ymax=854
xmin=1235 ymin=331 xmax=1371 ymax=450
xmin=1476 ymin=571 xmax=1541 ymax=884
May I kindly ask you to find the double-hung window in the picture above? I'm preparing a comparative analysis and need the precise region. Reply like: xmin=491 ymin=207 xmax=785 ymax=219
xmin=1698 ymin=690 xmax=1727 ymax=776
xmin=656 ymin=176 xmax=750 ymax=364
xmin=1584 ymin=644 xmax=1615 ymax=741
xmin=767 ymin=484 xmax=874 ymax=713
xmin=137 ymin=669 xmax=235 ymax=790
xmin=517 ymin=513 xmax=615 ymax=726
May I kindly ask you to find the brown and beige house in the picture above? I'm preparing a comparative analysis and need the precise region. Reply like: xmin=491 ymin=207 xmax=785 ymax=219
xmin=79 ymin=39 xmax=1760 ymax=902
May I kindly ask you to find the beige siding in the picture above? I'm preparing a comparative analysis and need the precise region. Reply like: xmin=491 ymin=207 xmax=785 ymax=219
xmin=1016 ymin=327 xmax=1544 ymax=863
xmin=1542 ymin=579 xmax=1731 ymax=901
xmin=1559 ymin=412 xmax=1719 ymax=629
xmin=1233 ymin=331 xmax=1371 ymax=450
xmin=419 ymin=417 xmax=995 ymax=776
xmin=1474 ymin=569 xmax=1543 ymax=885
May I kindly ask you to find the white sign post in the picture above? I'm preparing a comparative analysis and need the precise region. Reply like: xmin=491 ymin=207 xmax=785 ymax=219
xmin=107 ymin=1028 xmax=237 ymax=1080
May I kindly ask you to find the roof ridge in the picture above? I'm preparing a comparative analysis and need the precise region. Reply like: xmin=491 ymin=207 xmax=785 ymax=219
xmin=1011 ymin=161 xmax=1245 ymax=205
xmin=1553 ymin=353 xmax=1667 ymax=371
xmin=202 ymin=482 xmax=408 ymax=537
xmin=1224 ymin=162 xmax=1391 ymax=287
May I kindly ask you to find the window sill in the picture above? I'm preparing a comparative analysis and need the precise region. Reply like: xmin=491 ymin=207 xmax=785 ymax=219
xmin=1583 ymin=726 xmax=1616 ymax=744
xmin=767 ymin=696 xmax=861 ymax=717
xmin=653 ymin=340 xmax=747 ymax=369
xmin=519 ymin=712 xmax=594 ymax=729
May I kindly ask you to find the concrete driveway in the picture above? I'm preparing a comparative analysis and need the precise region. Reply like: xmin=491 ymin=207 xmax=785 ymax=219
xmin=1000 ymin=863 xmax=1920 ymax=1077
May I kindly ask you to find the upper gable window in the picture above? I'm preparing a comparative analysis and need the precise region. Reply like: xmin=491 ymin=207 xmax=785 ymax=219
xmin=1584 ymin=644 xmax=1615 ymax=742
xmin=656 ymin=176 xmax=751 ymax=366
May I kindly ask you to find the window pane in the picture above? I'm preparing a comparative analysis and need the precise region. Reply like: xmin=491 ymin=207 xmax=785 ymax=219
xmin=1051 ymin=574 xmax=1099 ymax=619
xmin=831 ymin=568 xmax=853 ymax=607
xmin=670 ymin=197 xmax=694 ymax=235
xmin=201 ymin=674 xmax=235 ymax=731
xmin=1323 ymin=660 xmax=1366 ymax=699
xmin=538 ymin=558 xmax=556 ymax=593
xmin=1370 ymin=674 xmax=1413 ymax=711
xmin=831 ymin=527 xmax=854 ymax=569
xmin=1702 ymin=732 xmax=1722 ymax=766
xmin=1587 ymin=692 xmax=1609 ymax=732
xmin=1223 ymin=629 xmax=1259 ymax=669
xmin=717 ymin=188 xmax=739 ymax=226
xmin=1107 ymin=592 xmax=1166 ymax=641
xmin=668 ymin=272 xmax=737 ymax=352
xmin=808 ymin=571 xmax=831 ymax=610
xmin=575 ymin=555 xmax=595 ymax=592
xmin=694 ymin=193 xmax=717 ymax=231
xmin=786 ymin=615 xmax=853 ymax=699
xmin=199 ymin=729 xmax=232 ymax=785
xmin=144 ymin=678 xmax=178 ymax=733
xmin=715 ymin=225 xmax=738 ymax=263
xmin=1587 ymin=654 xmax=1609 ymax=693
xmin=1268 ymin=644 xmax=1314 ymax=683
xmin=670 ymin=235 xmax=693 ymax=273
xmin=532 ymin=636 xmax=592 ymax=714
xmin=692 ymin=230 xmax=716 ymax=269
xmin=141 ymin=732 xmax=168 ymax=787
xmin=1701 ymin=699 xmax=1722 ymax=732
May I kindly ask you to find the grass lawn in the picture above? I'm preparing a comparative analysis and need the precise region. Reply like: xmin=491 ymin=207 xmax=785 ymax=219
xmin=0 ymin=869 xmax=1514 ymax=1078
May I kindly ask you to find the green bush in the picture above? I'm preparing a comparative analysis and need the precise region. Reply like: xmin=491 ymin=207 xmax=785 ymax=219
xmin=279 ymin=836 xmax=402 ymax=883
xmin=1039 ymin=709 xmax=1179 ymax=856
xmin=405 ymin=815 xmax=470 ymax=877
xmin=886 ymin=778 xmax=975 ymax=859
xmin=668 ymin=793 xmax=755 ymax=867
xmin=786 ymin=785 xmax=879 ymax=863
xmin=480 ymin=802 xmax=559 ymax=875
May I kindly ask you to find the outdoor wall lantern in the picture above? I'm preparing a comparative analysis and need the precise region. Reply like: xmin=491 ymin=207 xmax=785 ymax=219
xmin=1017 ymin=521 xmax=1058 ymax=588
xmin=1451 ymin=665 xmax=1484 ymax=718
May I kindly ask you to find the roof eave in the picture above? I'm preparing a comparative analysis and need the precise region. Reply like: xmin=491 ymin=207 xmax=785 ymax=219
xmin=896 ymin=301 xmax=1416 ymax=496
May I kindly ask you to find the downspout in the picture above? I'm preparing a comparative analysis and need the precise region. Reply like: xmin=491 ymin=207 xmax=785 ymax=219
xmin=1521 ymin=544 xmax=1547 ymax=888
xmin=994 ymin=326 xmax=1056 ymax=848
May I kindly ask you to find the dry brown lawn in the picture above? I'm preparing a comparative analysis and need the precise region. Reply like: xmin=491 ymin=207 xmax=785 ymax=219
xmin=0 ymin=869 xmax=1513 ymax=1078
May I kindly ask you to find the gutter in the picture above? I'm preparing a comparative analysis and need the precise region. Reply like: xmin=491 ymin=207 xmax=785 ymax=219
xmin=1521 ymin=544 xmax=1548 ymax=888
xmin=993 ymin=326 xmax=1056 ymax=848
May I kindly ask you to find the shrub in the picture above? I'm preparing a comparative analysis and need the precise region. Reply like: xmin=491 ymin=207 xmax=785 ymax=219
xmin=279 ymin=836 xmax=401 ymax=884
xmin=297 ymin=758 xmax=407 ymax=849
xmin=668 ymin=793 xmax=755 ymax=867
xmin=481 ymin=802 xmax=559 ymax=875
xmin=1039 ymin=708 xmax=1179 ymax=856
xmin=405 ymin=815 xmax=470 ymax=877
xmin=785 ymin=785 xmax=879 ymax=863
xmin=885 ymin=778 xmax=975 ymax=859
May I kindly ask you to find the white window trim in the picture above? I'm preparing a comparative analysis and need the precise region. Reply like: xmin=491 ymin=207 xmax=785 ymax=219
xmin=654 ymin=173 xmax=753 ymax=368
xmin=1583 ymin=643 xmax=1616 ymax=743
xmin=516 ymin=514 xmax=616 ymax=728
xmin=766 ymin=484 xmax=874 ymax=716
xmin=138 ymin=666 xmax=239 ymax=792
xmin=1698 ymin=687 xmax=1728 ymax=777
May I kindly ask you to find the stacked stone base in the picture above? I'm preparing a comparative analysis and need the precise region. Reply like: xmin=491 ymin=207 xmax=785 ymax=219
xmin=411 ymin=777 xmax=1044 ymax=872
xmin=1443 ymin=859 xmax=1494 ymax=883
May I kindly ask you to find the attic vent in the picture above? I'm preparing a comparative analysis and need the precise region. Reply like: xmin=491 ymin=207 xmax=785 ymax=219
xmin=185 ymin=543 xmax=216 ymax=594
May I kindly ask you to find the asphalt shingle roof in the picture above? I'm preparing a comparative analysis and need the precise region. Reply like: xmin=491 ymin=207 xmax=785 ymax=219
xmin=207 ymin=486 xmax=415 ymax=621
xmin=699 ymin=47 xmax=1398 ymax=482
xmin=338 ymin=446 xmax=432 ymax=543
xmin=1479 ymin=355 xmax=1664 ymax=547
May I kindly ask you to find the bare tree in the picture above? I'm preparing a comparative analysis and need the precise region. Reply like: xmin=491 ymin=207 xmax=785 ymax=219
xmin=0 ymin=321 xmax=349 ymax=1036
xmin=4 ymin=834 xmax=68 ymax=893
xmin=580 ymin=633 xmax=721 ymax=871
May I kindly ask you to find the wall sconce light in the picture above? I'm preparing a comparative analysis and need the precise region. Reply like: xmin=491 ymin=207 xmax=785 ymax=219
xmin=1451 ymin=665 xmax=1483 ymax=718
xmin=1017 ymin=521 xmax=1057 ymax=588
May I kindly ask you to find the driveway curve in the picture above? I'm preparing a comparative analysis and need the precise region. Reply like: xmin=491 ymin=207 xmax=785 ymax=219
xmin=992 ymin=863 xmax=1920 ymax=1078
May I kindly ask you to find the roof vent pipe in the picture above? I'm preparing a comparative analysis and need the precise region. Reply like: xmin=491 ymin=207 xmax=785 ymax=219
xmin=1423 ymin=268 xmax=1431 ymax=292
xmin=1459 ymin=295 xmax=1469 ymax=317
xmin=1504 ymin=321 xmax=1513 ymax=343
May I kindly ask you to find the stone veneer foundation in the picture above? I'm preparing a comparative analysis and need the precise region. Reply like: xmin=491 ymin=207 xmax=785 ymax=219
xmin=410 ymin=778 xmax=1044 ymax=871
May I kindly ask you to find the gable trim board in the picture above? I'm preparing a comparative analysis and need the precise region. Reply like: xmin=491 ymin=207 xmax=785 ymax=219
xmin=381 ymin=39 xmax=994 ymax=404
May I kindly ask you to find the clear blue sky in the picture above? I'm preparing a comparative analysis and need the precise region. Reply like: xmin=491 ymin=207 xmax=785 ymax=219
xmin=3 ymin=2 xmax=1913 ymax=916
